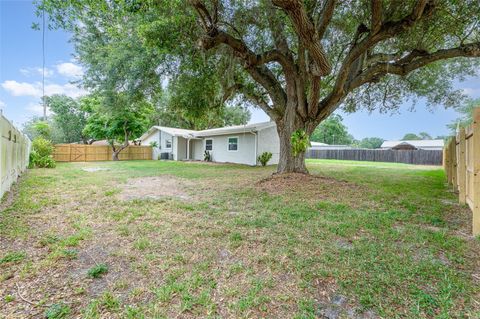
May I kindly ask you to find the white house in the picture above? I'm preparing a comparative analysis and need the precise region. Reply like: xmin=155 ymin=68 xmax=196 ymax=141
xmin=139 ymin=121 xmax=280 ymax=166
xmin=309 ymin=142 xmax=353 ymax=150
xmin=380 ymin=139 xmax=444 ymax=151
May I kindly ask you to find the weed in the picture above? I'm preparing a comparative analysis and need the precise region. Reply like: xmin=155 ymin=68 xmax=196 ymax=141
xmin=45 ymin=303 xmax=71 ymax=319
xmin=0 ymin=251 xmax=26 ymax=264
xmin=87 ymin=264 xmax=108 ymax=278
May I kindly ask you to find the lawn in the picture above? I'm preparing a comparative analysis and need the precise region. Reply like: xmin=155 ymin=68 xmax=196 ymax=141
xmin=1 ymin=160 xmax=479 ymax=318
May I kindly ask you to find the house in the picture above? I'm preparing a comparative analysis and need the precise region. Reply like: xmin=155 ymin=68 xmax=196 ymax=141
xmin=309 ymin=142 xmax=354 ymax=150
xmin=380 ymin=139 xmax=444 ymax=150
xmin=139 ymin=121 xmax=279 ymax=166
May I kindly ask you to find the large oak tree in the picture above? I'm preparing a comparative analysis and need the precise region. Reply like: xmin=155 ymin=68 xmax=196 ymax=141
xmin=39 ymin=0 xmax=480 ymax=173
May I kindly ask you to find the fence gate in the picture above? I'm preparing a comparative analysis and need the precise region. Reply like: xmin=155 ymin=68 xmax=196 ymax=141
xmin=70 ymin=145 xmax=86 ymax=162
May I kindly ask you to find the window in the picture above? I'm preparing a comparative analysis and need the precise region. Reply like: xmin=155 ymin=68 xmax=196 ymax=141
xmin=228 ymin=137 xmax=238 ymax=151
xmin=205 ymin=139 xmax=213 ymax=151
xmin=166 ymin=139 xmax=172 ymax=149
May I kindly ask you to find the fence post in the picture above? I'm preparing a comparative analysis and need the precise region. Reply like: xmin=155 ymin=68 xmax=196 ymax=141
xmin=451 ymin=138 xmax=457 ymax=191
xmin=472 ymin=108 xmax=480 ymax=235
xmin=457 ymin=128 xmax=466 ymax=204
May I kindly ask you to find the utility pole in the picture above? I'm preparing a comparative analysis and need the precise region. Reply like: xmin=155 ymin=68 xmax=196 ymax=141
xmin=42 ymin=4 xmax=47 ymax=121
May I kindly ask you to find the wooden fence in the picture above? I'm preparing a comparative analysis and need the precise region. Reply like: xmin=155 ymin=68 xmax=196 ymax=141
xmin=1 ymin=112 xmax=31 ymax=199
xmin=444 ymin=107 xmax=480 ymax=235
xmin=53 ymin=144 xmax=152 ymax=162
xmin=306 ymin=149 xmax=443 ymax=165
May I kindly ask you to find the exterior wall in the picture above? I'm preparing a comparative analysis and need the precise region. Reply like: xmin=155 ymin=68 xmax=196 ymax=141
xmin=141 ymin=131 xmax=160 ymax=160
xmin=206 ymin=133 xmax=256 ymax=165
xmin=192 ymin=139 xmax=203 ymax=160
xmin=176 ymin=137 xmax=187 ymax=160
xmin=257 ymin=125 xmax=280 ymax=165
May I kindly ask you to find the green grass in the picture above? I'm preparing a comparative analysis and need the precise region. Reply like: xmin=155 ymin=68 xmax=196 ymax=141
xmin=1 ymin=159 xmax=478 ymax=318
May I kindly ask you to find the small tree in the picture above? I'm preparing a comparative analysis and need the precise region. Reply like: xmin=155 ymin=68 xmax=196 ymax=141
xmin=83 ymin=95 xmax=152 ymax=161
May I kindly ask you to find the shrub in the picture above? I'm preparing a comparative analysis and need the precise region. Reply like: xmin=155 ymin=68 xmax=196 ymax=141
xmin=204 ymin=150 xmax=212 ymax=162
xmin=257 ymin=152 xmax=272 ymax=166
xmin=29 ymin=137 xmax=56 ymax=168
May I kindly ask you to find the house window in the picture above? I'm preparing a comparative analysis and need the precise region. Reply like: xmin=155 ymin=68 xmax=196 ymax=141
xmin=228 ymin=137 xmax=238 ymax=151
xmin=205 ymin=139 xmax=213 ymax=151
xmin=166 ymin=139 xmax=172 ymax=149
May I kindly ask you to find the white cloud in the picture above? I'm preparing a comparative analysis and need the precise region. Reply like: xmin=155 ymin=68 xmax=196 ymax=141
xmin=20 ymin=67 xmax=55 ymax=78
xmin=462 ymin=87 xmax=480 ymax=98
xmin=2 ymin=80 xmax=40 ymax=97
xmin=56 ymin=62 xmax=83 ymax=78
xmin=1 ymin=80 xmax=87 ymax=98
xmin=26 ymin=102 xmax=52 ymax=116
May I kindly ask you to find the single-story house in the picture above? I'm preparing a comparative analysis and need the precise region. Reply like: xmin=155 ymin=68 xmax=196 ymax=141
xmin=380 ymin=139 xmax=444 ymax=150
xmin=139 ymin=121 xmax=280 ymax=166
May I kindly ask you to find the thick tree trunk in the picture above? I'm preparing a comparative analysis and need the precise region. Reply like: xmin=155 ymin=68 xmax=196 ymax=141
xmin=275 ymin=101 xmax=314 ymax=174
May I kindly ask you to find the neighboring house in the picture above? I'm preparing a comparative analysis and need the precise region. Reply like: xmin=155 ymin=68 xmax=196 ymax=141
xmin=309 ymin=142 xmax=353 ymax=150
xmin=381 ymin=139 xmax=444 ymax=151
xmin=139 ymin=121 xmax=279 ymax=166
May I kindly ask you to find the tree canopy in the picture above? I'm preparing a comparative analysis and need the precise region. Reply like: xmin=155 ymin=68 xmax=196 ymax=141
xmin=310 ymin=114 xmax=354 ymax=145
xmin=38 ymin=0 xmax=480 ymax=172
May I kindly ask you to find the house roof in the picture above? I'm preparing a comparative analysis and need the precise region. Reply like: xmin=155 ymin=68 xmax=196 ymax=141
xmin=140 ymin=121 xmax=276 ymax=140
xmin=139 ymin=126 xmax=197 ymax=140
xmin=194 ymin=121 xmax=275 ymax=137
xmin=381 ymin=139 xmax=444 ymax=148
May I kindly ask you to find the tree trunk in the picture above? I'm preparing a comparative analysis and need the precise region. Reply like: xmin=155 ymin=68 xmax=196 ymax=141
xmin=112 ymin=150 xmax=120 ymax=161
xmin=275 ymin=101 xmax=313 ymax=174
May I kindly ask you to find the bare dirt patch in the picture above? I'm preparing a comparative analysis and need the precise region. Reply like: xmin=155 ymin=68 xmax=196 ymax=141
xmin=256 ymin=173 xmax=377 ymax=208
xmin=117 ymin=175 xmax=193 ymax=201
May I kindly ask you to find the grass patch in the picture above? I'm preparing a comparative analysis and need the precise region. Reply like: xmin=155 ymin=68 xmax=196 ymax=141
xmin=0 ymin=251 xmax=26 ymax=264
xmin=87 ymin=264 xmax=108 ymax=278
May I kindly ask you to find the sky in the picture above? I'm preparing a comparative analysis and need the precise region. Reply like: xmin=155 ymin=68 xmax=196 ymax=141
xmin=1 ymin=0 xmax=479 ymax=141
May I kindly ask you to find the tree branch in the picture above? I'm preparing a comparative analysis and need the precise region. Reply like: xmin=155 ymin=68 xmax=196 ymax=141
xmin=350 ymin=42 xmax=480 ymax=89
xmin=371 ymin=0 xmax=382 ymax=34
xmin=273 ymin=0 xmax=332 ymax=76
xmin=317 ymin=0 xmax=336 ymax=39
xmin=198 ymin=29 xmax=288 ymax=109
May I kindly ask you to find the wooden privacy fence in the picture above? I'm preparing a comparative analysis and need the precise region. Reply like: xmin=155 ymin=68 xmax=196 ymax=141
xmin=307 ymin=149 xmax=443 ymax=165
xmin=1 ymin=112 xmax=31 ymax=199
xmin=444 ymin=107 xmax=480 ymax=235
xmin=53 ymin=144 xmax=152 ymax=162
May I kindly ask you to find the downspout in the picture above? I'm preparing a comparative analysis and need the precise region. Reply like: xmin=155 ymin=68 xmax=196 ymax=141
xmin=252 ymin=131 xmax=258 ymax=166
xmin=187 ymin=138 xmax=190 ymax=160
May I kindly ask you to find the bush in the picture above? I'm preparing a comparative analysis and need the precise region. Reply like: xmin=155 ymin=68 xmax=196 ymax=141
xmin=204 ymin=150 xmax=212 ymax=162
xmin=257 ymin=152 xmax=272 ymax=166
xmin=29 ymin=137 xmax=56 ymax=168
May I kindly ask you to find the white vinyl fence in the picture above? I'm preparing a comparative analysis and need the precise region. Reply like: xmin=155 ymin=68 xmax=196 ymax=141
xmin=1 ymin=112 xmax=31 ymax=199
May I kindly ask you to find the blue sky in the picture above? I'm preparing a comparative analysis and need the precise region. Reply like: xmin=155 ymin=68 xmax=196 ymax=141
xmin=1 ymin=1 xmax=479 ymax=140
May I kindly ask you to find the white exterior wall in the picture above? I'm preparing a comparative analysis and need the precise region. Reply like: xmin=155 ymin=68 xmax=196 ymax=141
xmin=176 ymin=137 xmax=187 ymax=160
xmin=142 ymin=131 xmax=160 ymax=160
xmin=206 ymin=133 xmax=256 ymax=165
xmin=257 ymin=125 xmax=280 ymax=165
xmin=192 ymin=139 xmax=203 ymax=160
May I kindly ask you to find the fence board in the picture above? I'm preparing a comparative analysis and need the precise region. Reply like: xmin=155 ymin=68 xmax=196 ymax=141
xmin=306 ymin=149 xmax=442 ymax=165
xmin=53 ymin=144 xmax=152 ymax=162
xmin=0 ymin=112 xmax=31 ymax=199
xmin=445 ymin=107 xmax=480 ymax=235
